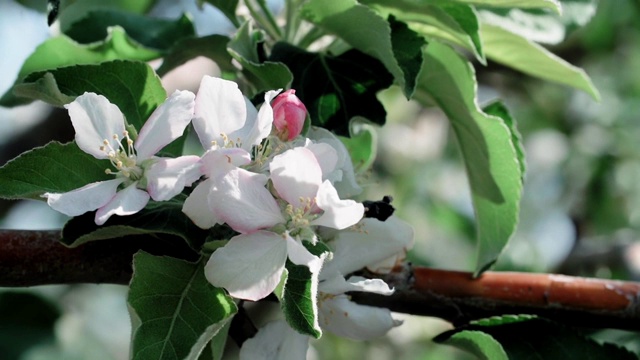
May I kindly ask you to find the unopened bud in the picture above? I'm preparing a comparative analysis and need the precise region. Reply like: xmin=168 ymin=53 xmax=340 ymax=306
xmin=272 ymin=89 xmax=307 ymax=141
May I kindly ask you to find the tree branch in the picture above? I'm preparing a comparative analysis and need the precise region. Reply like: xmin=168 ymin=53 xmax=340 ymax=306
xmin=2 ymin=230 xmax=640 ymax=331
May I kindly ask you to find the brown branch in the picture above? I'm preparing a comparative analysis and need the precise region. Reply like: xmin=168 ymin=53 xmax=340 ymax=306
xmin=351 ymin=265 xmax=640 ymax=331
xmin=2 ymin=230 xmax=640 ymax=331
xmin=0 ymin=229 xmax=197 ymax=286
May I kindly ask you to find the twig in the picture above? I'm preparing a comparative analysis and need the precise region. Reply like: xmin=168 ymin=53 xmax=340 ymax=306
xmin=2 ymin=230 xmax=640 ymax=331
xmin=351 ymin=264 xmax=640 ymax=331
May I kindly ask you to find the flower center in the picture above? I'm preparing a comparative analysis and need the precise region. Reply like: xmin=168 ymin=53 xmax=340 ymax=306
xmin=101 ymin=131 xmax=143 ymax=181
xmin=284 ymin=197 xmax=317 ymax=232
xmin=211 ymin=133 xmax=243 ymax=150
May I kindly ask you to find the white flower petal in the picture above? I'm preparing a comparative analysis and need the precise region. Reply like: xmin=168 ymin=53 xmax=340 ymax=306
xmin=312 ymin=180 xmax=364 ymax=230
xmin=239 ymin=320 xmax=309 ymax=360
xmin=193 ymin=76 xmax=247 ymax=148
xmin=210 ymin=168 xmax=284 ymax=234
xmin=182 ymin=179 xmax=222 ymax=229
xmin=305 ymin=142 xmax=338 ymax=180
xmin=307 ymin=126 xmax=362 ymax=197
xmin=321 ymin=216 xmax=414 ymax=278
xmin=318 ymin=274 xmax=393 ymax=296
xmin=135 ymin=90 xmax=195 ymax=159
xmin=270 ymin=147 xmax=322 ymax=209
xmin=94 ymin=183 xmax=150 ymax=225
xmin=200 ymin=148 xmax=251 ymax=179
xmin=66 ymin=92 xmax=125 ymax=159
xmin=237 ymin=89 xmax=280 ymax=149
xmin=319 ymin=295 xmax=400 ymax=340
xmin=44 ymin=178 xmax=124 ymax=217
xmin=205 ymin=231 xmax=288 ymax=301
xmin=145 ymin=155 xmax=200 ymax=201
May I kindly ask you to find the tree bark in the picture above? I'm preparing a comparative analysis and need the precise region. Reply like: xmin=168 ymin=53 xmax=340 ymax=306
xmin=2 ymin=230 xmax=640 ymax=330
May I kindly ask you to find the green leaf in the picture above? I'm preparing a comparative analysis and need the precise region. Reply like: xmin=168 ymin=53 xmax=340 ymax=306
xmin=206 ymin=319 xmax=232 ymax=360
xmin=302 ymin=0 xmax=425 ymax=98
xmin=61 ymin=198 xmax=208 ymax=250
xmin=483 ymin=101 xmax=525 ymax=183
xmin=0 ymin=141 xmax=111 ymax=200
xmin=281 ymin=260 xmax=322 ymax=338
xmin=65 ymin=11 xmax=196 ymax=50
xmin=11 ymin=60 xmax=185 ymax=156
xmin=129 ymin=252 xmax=237 ymax=360
xmin=364 ymin=0 xmax=484 ymax=63
xmin=435 ymin=317 xmax=638 ymax=360
xmin=56 ymin=0 xmax=158 ymax=31
xmin=0 ymin=292 xmax=60 ymax=360
xmin=417 ymin=42 xmax=524 ymax=275
xmin=480 ymin=23 xmax=600 ymax=100
xmin=269 ymin=42 xmax=393 ymax=137
xmin=157 ymin=35 xmax=235 ymax=77
xmin=227 ymin=21 xmax=292 ymax=96
xmin=200 ymin=0 xmax=240 ymax=27
xmin=477 ymin=0 xmax=598 ymax=45
xmin=0 ymin=28 xmax=161 ymax=107
xmin=445 ymin=0 xmax=561 ymax=14
xmin=339 ymin=119 xmax=378 ymax=173
xmin=438 ymin=330 xmax=508 ymax=360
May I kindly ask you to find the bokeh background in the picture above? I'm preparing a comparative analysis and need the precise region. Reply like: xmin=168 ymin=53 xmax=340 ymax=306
xmin=2 ymin=0 xmax=640 ymax=358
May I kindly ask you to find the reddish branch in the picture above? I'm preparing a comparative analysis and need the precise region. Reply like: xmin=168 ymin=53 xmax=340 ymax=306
xmin=2 ymin=230 xmax=640 ymax=331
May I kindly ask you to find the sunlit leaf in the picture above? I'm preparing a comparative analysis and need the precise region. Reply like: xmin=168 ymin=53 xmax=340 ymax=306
xmin=302 ymin=0 xmax=425 ymax=98
xmin=364 ymin=0 xmax=484 ymax=62
xmin=481 ymin=23 xmax=600 ymax=100
xmin=0 ymin=28 xmax=160 ymax=106
xmin=416 ymin=41 xmax=524 ymax=275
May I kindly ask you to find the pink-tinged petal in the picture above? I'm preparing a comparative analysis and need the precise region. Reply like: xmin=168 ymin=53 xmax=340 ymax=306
xmin=193 ymin=76 xmax=247 ymax=148
xmin=319 ymin=295 xmax=400 ymax=340
xmin=44 ymin=178 xmax=124 ymax=217
xmin=209 ymin=168 xmax=284 ymax=233
xmin=135 ymin=90 xmax=195 ymax=159
xmin=145 ymin=155 xmax=200 ymax=201
xmin=239 ymin=320 xmax=309 ymax=360
xmin=270 ymin=147 xmax=322 ymax=209
xmin=66 ymin=92 xmax=125 ymax=159
xmin=321 ymin=216 xmax=414 ymax=278
xmin=305 ymin=142 xmax=338 ymax=180
xmin=200 ymin=148 xmax=251 ymax=179
xmin=319 ymin=274 xmax=394 ymax=295
xmin=204 ymin=231 xmax=287 ymax=301
xmin=312 ymin=180 xmax=364 ymax=230
xmin=182 ymin=179 xmax=222 ymax=229
xmin=237 ymin=89 xmax=280 ymax=149
xmin=95 ymin=183 xmax=150 ymax=225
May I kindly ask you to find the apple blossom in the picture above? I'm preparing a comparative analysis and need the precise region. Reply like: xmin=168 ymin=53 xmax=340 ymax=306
xmin=44 ymin=91 xmax=199 ymax=225
xmin=272 ymin=89 xmax=307 ymax=141
xmin=182 ymin=76 xmax=280 ymax=227
xmin=202 ymin=147 xmax=364 ymax=300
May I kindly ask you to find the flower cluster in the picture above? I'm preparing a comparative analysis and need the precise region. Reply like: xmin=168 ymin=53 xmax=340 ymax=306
xmin=45 ymin=75 xmax=414 ymax=357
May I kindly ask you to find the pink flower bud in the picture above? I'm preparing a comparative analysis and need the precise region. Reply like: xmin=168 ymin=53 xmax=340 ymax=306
xmin=272 ymin=89 xmax=307 ymax=141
